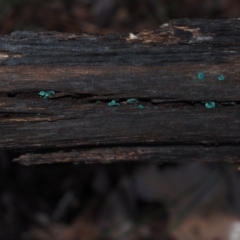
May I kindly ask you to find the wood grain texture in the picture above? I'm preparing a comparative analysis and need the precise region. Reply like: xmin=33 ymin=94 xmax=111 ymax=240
xmin=14 ymin=146 xmax=240 ymax=165
xmin=1 ymin=19 xmax=240 ymax=164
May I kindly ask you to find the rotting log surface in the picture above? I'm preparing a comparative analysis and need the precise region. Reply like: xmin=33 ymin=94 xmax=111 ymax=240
xmin=1 ymin=19 xmax=240 ymax=165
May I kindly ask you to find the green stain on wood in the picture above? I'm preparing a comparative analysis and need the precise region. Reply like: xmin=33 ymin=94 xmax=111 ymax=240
xmin=138 ymin=104 xmax=144 ymax=109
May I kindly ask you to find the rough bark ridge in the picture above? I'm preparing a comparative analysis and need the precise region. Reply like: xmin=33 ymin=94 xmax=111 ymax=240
xmin=0 ymin=19 xmax=240 ymax=165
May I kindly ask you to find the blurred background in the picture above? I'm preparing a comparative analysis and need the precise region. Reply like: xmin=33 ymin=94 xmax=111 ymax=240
xmin=1 ymin=0 xmax=240 ymax=240
xmin=1 ymin=0 xmax=240 ymax=34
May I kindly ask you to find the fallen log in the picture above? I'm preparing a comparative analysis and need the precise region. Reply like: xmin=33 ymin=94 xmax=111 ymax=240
xmin=0 ymin=18 xmax=240 ymax=165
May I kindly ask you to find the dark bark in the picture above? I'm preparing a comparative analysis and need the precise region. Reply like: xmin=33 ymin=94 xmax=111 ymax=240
xmin=14 ymin=146 xmax=240 ymax=166
xmin=1 ymin=19 xmax=240 ymax=164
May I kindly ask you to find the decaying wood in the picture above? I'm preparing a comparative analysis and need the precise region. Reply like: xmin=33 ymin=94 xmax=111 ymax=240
xmin=14 ymin=146 xmax=240 ymax=166
xmin=1 ymin=19 xmax=240 ymax=165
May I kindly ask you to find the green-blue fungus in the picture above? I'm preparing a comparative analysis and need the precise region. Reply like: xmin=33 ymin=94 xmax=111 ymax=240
xmin=96 ymin=100 xmax=102 ymax=104
xmin=205 ymin=101 xmax=215 ymax=109
xmin=39 ymin=90 xmax=55 ymax=99
xmin=154 ymin=106 xmax=159 ymax=110
xmin=37 ymin=113 xmax=41 ymax=116
xmin=38 ymin=91 xmax=46 ymax=97
xmin=43 ymin=92 xmax=51 ymax=99
xmin=108 ymin=100 xmax=120 ymax=107
xmin=218 ymin=74 xmax=225 ymax=81
xmin=197 ymin=72 xmax=205 ymax=80
xmin=126 ymin=98 xmax=138 ymax=104
xmin=138 ymin=104 xmax=144 ymax=109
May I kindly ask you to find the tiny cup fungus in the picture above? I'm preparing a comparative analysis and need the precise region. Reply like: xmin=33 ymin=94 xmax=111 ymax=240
xmin=197 ymin=72 xmax=205 ymax=80
xmin=218 ymin=74 xmax=225 ymax=81
xmin=108 ymin=100 xmax=120 ymax=107
xmin=126 ymin=98 xmax=138 ymax=104
xmin=205 ymin=101 xmax=215 ymax=109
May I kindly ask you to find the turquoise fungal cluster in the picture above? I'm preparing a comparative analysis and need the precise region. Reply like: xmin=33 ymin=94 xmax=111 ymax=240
xmin=38 ymin=90 xmax=55 ymax=99
xmin=108 ymin=98 xmax=146 ymax=109
xmin=197 ymin=72 xmax=225 ymax=81
xmin=197 ymin=72 xmax=227 ymax=109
